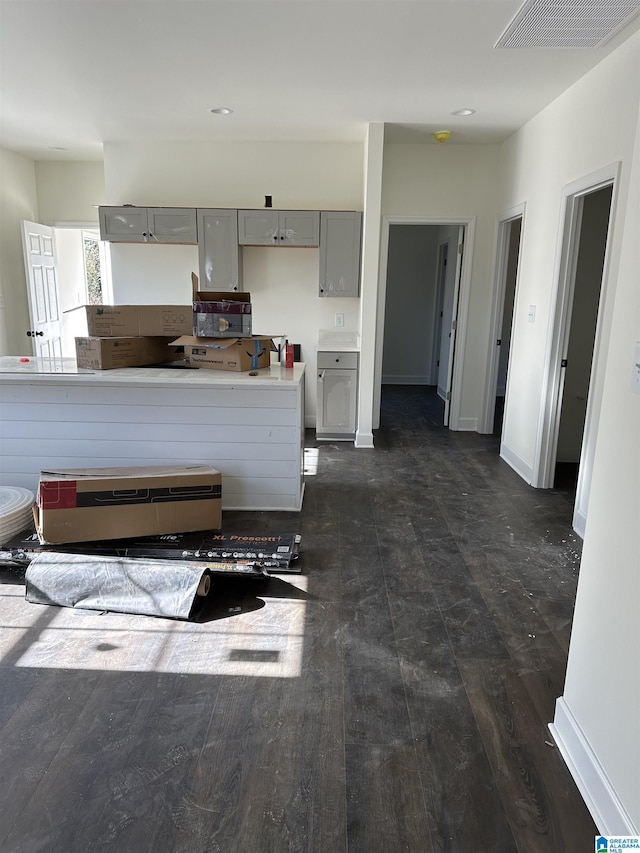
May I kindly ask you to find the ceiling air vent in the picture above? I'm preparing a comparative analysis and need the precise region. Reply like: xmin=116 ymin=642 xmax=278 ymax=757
xmin=495 ymin=0 xmax=640 ymax=48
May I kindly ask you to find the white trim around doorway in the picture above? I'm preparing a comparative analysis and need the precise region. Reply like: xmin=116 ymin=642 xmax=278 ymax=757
xmin=480 ymin=202 xmax=526 ymax=435
xmin=532 ymin=162 xmax=621 ymax=537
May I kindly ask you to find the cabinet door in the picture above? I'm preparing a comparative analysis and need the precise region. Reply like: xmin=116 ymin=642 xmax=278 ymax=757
xmin=147 ymin=208 xmax=197 ymax=244
xmin=319 ymin=211 xmax=362 ymax=297
xmin=279 ymin=211 xmax=320 ymax=246
xmin=197 ymin=209 xmax=242 ymax=292
xmin=99 ymin=207 xmax=149 ymax=242
xmin=238 ymin=210 xmax=280 ymax=245
xmin=317 ymin=367 xmax=357 ymax=435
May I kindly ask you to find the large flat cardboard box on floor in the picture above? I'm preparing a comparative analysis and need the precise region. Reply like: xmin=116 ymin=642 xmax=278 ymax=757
xmin=191 ymin=271 xmax=252 ymax=338
xmin=68 ymin=304 xmax=192 ymax=337
xmin=75 ymin=336 xmax=183 ymax=369
xmin=34 ymin=464 xmax=222 ymax=544
xmin=171 ymin=335 xmax=274 ymax=371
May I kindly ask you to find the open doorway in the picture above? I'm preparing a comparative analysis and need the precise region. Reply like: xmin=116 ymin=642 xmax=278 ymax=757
xmin=481 ymin=203 xmax=525 ymax=437
xmin=377 ymin=219 xmax=469 ymax=429
xmin=22 ymin=222 xmax=112 ymax=358
xmin=535 ymin=163 xmax=618 ymax=537
xmin=554 ymin=185 xmax=612 ymax=489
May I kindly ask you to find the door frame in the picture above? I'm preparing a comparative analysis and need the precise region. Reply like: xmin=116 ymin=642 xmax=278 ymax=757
xmin=431 ymin=240 xmax=449 ymax=386
xmin=480 ymin=202 xmax=526 ymax=434
xmin=373 ymin=215 xmax=476 ymax=431
xmin=533 ymin=162 xmax=620 ymax=536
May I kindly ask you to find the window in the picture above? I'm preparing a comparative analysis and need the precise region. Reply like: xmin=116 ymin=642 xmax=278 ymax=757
xmin=83 ymin=235 xmax=102 ymax=304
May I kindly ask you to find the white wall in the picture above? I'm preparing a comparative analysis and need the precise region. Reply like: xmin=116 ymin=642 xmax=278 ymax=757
xmin=102 ymin=140 xmax=364 ymax=423
xmin=0 ymin=147 xmax=38 ymax=356
xmin=497 ymin=33 xmax=639 ymax=477
xmin=382 ymin=225 xmax=439 ymax=384
xmin=34 ymin=161 xmax=104 ymax=225
xmin=380 ymin=143 xmax=501 ymax=424
xmin=555 ymin=101 xmax=640 ymax=833
xmin=495 ymin=33 xmax=639 ymax=831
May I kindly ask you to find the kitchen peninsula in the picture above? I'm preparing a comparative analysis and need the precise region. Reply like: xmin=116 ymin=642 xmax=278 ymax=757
xmin=0 ymin=358 xmax=305 ymax=512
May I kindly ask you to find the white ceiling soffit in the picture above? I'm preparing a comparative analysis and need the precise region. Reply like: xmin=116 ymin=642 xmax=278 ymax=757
xmin=496 ymin=0 xmax=640 ymax=48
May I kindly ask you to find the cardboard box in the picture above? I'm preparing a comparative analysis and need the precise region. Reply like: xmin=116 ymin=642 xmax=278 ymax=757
xmin=193 ymin=292 xmax=252 ymax=338
xmin=75 ymin=336 xmax=183 ymax=369
xmin=34 ymin=464 xmax=222 ymax=545
xmin=170 ymin=335 xmax=273 ymax=372
xmin=68 ymin=304 xmax=192 ymax=337
xmin=191 ymin=272 xmax=252 ymax=338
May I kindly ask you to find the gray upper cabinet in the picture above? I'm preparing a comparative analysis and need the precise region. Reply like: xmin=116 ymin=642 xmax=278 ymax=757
xmin=146 ymin=208 xmax=197 ymax=243
xmin=238 ymin=210 xmax=320 ymax=246
xmin=197 ymin=209 xmax=243 ymax=292
xmin=99 ymin=206 xmax=197 ymax=244
xmin=319 ymin=211 xmax=362 ymax=297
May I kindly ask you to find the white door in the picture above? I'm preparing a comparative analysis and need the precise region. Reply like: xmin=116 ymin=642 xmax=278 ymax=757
xmin=21 ymin=220 xmax=62 ymax=358
xmin=443 ymin=226 xmax=465 ymax=426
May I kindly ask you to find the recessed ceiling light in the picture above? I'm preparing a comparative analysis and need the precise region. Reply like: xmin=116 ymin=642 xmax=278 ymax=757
xmin=210 ymin=107 xmax=233 ymax=115
xmin=451 ymin=108 xmax=476 ymax=117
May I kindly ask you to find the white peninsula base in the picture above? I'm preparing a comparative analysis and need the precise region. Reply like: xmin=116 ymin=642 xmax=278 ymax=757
xmin=0 ymin=358 xmax=305 ymax=512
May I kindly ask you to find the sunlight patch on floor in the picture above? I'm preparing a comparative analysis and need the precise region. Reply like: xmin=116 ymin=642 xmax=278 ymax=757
xmin=1 ymin=577 xmax=308 ymax=678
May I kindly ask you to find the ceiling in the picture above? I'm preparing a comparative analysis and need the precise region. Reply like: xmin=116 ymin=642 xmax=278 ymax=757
xmin=1 ymin=0 xmax=639 ymax=161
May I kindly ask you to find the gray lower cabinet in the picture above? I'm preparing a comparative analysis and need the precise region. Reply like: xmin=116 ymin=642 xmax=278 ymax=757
xmin=197 ymin=208 xmax=243 ymax=291
xmin=319 ymin=211 xmax=362 ymax=297
xmin=316 ymin=350 xmax=358 ymax=438
xmin=238 ymin=210 xmax=320 ymax=246
xmin=99 ymin=206 xmax=197 ymax=243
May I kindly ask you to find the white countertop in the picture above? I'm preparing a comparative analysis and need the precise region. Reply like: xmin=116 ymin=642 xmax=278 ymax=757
xmin=317 ymin=330 xmax=360 ymax=352
xmin=0 ymin=356 xmax=305 ymax=388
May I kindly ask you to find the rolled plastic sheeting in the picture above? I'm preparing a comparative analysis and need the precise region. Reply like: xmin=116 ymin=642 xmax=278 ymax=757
xmin=25 ymin=551 xmax=213 ymax=620
xmin=0 ymin=487 xmax=35 ymax=545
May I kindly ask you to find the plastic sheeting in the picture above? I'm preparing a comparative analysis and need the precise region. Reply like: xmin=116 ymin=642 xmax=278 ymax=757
xmin=25 ymin=551 xmax=213 ymax=620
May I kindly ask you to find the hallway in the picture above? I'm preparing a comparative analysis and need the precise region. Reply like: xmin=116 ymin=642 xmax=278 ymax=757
xmin=0 ymin=386 xmax=596 ymax=852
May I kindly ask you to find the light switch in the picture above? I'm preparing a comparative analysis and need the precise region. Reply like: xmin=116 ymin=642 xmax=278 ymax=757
xmin=528 ymin=305 xmax=536 ymax=323
xmin=632 ymin=341 xmax=640 ymax=395
xmin=334 ymin=313 xmax=344 ymax=328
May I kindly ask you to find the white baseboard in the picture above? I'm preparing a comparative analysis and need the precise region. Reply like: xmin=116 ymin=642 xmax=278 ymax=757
xmin=572 ymin=507 xmax=587 ymax=539
xmin=437 ymin=385 xmax=446 ymax=400
xmin=499 ymin=441 xmax=534 ymax=484
xmin=456 ymin=417 xmax=478 ymax=432
xmin=549 ymin=697 xmax=638 ymax=835
xmin=355 ymin=429 xmax=374 ymax=448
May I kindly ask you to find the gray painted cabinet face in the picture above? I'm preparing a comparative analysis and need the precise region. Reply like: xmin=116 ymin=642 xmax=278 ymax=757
xmin=99 ymin=207 xmax=150 ymax=242
xmin=197 ymin=208 xmax=242 ymax=292
xmin=146 ymin=208 xmax=197 ymax=243
xmin=238 ymin=210 xmax=320 ymax=246
xmin=98 ymin=207 xmax=197 ymax=243
xmin=319 ymin=211 xmax=362 ymax=297
xmin=316 ymin=351 xmax=358 ymax=437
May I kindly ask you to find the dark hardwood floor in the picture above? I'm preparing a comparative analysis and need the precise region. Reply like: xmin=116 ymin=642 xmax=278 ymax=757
xmin=0 ymin=385 xmax=596 ymax=852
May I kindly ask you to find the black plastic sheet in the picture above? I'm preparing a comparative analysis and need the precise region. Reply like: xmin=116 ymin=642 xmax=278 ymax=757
xmin=25 ymin=552 xmax=213 ymax=620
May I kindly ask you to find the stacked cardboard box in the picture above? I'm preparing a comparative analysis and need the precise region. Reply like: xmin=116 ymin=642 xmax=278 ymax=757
xmin=169 ymin=273 xmax=276 ymax=372
xmin=73 ymin=304 xmax=192 ymax=369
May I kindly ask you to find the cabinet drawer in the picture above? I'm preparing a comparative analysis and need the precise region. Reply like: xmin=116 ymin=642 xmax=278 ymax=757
xmin=317 ymin=351 xmax=358 ymax=370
